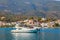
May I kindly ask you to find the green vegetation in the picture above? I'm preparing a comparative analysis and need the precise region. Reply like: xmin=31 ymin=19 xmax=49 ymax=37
xmin=54 ymin=23 xmax=60 ymax=27
xmin=0 ymin=25 xmax=15 ymax=28
xmin=38 ymin=17 xmax=41 ymax=21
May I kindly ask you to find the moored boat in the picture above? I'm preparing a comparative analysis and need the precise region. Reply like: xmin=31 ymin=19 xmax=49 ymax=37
xmin=11 ymin=23 xmax=38 ymax=33
xmin=11 ymin=27 xmax=38 ymax=33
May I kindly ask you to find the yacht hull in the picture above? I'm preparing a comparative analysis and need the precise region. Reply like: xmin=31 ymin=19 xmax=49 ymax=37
xmin=11 ymin=30 xmax=37 ymax=33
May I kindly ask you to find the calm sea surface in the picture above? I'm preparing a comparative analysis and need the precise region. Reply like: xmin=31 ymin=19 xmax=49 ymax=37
xmin=0 ymin=28 xmax=60 ymax=40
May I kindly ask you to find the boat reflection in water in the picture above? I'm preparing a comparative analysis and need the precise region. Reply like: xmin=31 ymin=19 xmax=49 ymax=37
xmin=11 ymin=23 xmax=40 ymax=33
xmin=0 ymin=28 xmax=38 ymax=40
xmin=11 ymin=33 xmax=38 ymax=40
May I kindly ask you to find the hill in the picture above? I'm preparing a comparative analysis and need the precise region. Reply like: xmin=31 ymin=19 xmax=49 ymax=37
xmin=0 ymin=0 xmax=60 ymax=18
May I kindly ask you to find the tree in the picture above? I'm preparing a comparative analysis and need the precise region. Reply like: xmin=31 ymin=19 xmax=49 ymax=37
xmin=29 ymin=17 xmax=34 ymax=20
xmin=55 ymin=23 xmax=60 ymax=27
xmin=38 ymin=17 xmax=42 ymax=21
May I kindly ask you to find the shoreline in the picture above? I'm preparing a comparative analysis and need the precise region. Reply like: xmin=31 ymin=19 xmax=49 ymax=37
xmin=0 ymin=27 xmax=60 ymax=28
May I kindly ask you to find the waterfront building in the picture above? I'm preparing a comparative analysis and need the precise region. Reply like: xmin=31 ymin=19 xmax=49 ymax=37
xmin=41 ymin=18 xmax=46 ymax=21
xmin=11 ymin=22 xmax=16 ymax=25
xmin=40 ymin=23 xmax=48 ymax=27
xmin=47 ymin=22 xmax=55 ymax=27
xmin=0 ymin=21 xmax=6 ymax=26
xmin=55 ymin=19 xmax=60 ymax=25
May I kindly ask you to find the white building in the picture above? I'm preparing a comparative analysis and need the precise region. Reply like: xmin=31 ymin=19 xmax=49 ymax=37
xmin=41 ymin=23 xmax=48 ymax=27
xmin=41 ymin=18 xmax=46 ymax=21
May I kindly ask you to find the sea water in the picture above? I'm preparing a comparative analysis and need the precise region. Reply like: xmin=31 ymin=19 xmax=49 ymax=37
xmin=0 ymin=28 xmax=60 ymax=40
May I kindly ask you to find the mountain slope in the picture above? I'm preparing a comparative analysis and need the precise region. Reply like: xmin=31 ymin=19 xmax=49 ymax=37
xmin=0 ymin=0 xmax=60 ymax=18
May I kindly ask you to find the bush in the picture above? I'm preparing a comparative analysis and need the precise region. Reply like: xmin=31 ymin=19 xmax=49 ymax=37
xmin=0 ymin=25 xmax=15 ymax=28
xmin=55 ymin=23 xmax=60 ymax=27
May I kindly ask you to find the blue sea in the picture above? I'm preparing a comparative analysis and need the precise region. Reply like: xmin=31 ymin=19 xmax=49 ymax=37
xmin=0 ymin=28 xmax=60 ymax=40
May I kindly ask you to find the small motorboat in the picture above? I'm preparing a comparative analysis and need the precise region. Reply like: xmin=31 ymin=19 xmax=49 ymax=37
xmin=11 ymin=24 xmax=38 ymax=33
xmin=11 ymin=27 xmax=37 ymax=33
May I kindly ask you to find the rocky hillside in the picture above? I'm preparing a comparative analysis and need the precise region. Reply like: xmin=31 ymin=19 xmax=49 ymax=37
xmin=0 ymin=0 xmax=60 ymax=18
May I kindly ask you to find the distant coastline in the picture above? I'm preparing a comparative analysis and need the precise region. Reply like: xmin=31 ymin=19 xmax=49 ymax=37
xmin=0 ymin=16 xmax=60 ymax=28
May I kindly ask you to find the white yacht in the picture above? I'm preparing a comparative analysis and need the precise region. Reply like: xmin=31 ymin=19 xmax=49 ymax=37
xmin=11 ymin=23 xmax=38 ymax=33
